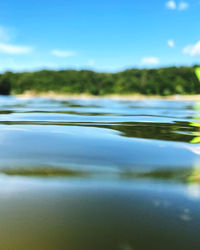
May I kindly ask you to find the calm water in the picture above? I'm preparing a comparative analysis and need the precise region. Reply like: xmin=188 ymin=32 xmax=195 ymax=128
xmin=1 ymin=96 xmax=200 ymax=249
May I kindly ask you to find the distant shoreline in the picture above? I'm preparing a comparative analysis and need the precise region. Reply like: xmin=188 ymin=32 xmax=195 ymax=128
xmin=15 ymin=91 xmax=200 ymax=101
xmin=1 ymin=66 xmax=200 ymax=97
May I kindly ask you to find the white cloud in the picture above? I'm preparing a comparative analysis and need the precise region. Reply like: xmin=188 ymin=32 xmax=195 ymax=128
xmin=165 ymin=1 xmax=189 ymax=11
xmin=0 ymin=26 xmax=32 ymax=55
xmin=141 ymin=57 xmax=160 ymax=65
xmin=166 ymin=1 xmax=176 ymax=9
xmin=178 ymin=2 xmax=189 ymax=10
xmin=51 ymin=49 xmax=77 ymax=57
xmin=183 ymin=41 xmax=200 ymax=57
xmin=168 ymin=39 xmax=175 ymax=48
xmin=0 ymin=43 xmax=33 ymax=54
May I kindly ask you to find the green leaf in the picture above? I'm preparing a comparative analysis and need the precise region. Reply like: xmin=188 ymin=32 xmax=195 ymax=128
xmin=195 ymin=67 xmax=200 ymax=82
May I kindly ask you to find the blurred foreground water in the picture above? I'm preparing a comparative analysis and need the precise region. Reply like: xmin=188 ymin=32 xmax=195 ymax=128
xmin=1 ymin=96 xmax=200 ymax=249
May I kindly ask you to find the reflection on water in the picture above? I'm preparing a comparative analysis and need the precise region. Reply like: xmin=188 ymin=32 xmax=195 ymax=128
xmin=1 ymin=96 xmax=200 ymax=249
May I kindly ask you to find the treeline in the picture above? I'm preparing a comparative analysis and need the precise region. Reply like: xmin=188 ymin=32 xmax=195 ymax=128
xmin=0 ymin=66 xmax=199 ymax=96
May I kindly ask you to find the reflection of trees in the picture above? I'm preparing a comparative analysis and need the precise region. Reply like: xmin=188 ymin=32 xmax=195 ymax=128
xmin=189 ymin=122 xmax=200 ymax=143
xmin=107 ymin=121 xmax=194 ymax=142
xmin=186 ymin=103 xmax=200 ymax=185
xmin=2 ymin=120 xmax=196 ymax=143
xmin=72 ymin=121 xmax=195 ymax=143
xmin=120 ymin=168 xmax=191 ymax=183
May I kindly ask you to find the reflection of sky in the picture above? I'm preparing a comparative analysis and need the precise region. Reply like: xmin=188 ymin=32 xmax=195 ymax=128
xmin=0 ymin=97 xmax=200 ymax=194
xmin=1 ymin=97 xmax=200 ymax=173
xmin=187 ymin=184 xmax=200 ymax=199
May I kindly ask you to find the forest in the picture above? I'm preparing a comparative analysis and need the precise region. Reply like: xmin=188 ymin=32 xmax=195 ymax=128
xmin=0 ymin=66 xmax=199 ymax=96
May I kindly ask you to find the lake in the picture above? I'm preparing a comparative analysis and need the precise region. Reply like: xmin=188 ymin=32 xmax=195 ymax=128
xmin=0 ymin=95 xmax=200 ymax=250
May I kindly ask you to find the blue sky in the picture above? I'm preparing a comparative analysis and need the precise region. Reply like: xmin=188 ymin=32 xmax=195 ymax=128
xmin=0 ymin=0 xmax=199 ymax=72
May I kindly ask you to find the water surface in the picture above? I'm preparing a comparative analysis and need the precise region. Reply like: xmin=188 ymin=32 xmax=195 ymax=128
xmin=1 ymin=96 xmax=200 ymax=249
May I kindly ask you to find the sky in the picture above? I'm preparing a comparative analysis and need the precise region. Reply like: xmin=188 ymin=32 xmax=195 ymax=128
xmin=0 ymin=0 xmax=199 ymax=72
